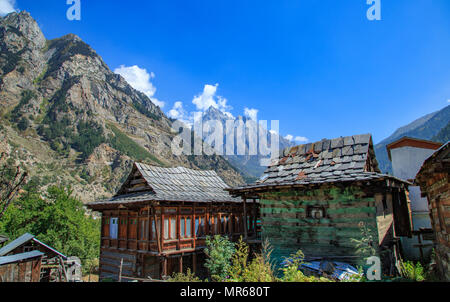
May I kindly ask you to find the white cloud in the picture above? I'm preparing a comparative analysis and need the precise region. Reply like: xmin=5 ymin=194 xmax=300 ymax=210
xmin=114 ymin=65 xmax=165 ymax=108
xmin=295 ymin=136 xmax=309 ymax=143
xmin=284 ymin=134 xmax=294 ymax=141
xmin=447 ymin=99 xmax=450 ymax=103
xmin=244 ymin=108 xmax=259 ymax=121
xmin=167 ymin=101 xmax=192 ymax=127
xmin=0 ymin=0 xmax=17 ymax=17
xmin=192 ymin=84 xmax=232 ymax=116
xmin=168 ymin=101 xmax=186 ymax=120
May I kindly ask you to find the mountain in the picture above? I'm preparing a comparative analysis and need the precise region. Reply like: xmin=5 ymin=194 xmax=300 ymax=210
xmin=201 ymin=106 xmax=294 ymax=181
xmin=0 ymin=11 xmax=244 ymax=202
xmin=374 ymin=105 xmax=450 ymax=174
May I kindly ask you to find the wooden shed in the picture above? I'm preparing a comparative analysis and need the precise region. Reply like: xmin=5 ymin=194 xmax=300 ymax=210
xmin=0 ymin=233 xmax=68 ymax=282
xmin=0 ymin=250 xmax=44 ymax=282
xmin=228 ymin=134 xmax=413 ymax=275
xmin=87 ymin=163 xmax=259 ymax=281
xmin=416 ymin=141 xmax=450 ymax=281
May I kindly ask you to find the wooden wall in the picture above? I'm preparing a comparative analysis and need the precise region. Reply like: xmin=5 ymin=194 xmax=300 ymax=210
xmin=0 ymin=258 xmax=42 ymax=282
xmin=259 ymin=186 xmax=381 ymax=268
xmin=98 ymin=202 xmax=259 ymax=280
xmin=425 ymin=171 xmax=450 ymax=280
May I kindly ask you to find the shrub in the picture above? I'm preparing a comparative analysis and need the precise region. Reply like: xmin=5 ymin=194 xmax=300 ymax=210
xmin=169 ymin=269 xmax=203 ymax=282
xmin=280 ymin=251 xmax=332 ymax=282
xmin=17 ymin=117 xmax=30 ymax=131
xmin=204 ymin=235 xmax=235 ymax=281
xmin=399 ymin=261 xmax=425 ymax=282
xmin=228 ymin=238 xmax=276 ymax=282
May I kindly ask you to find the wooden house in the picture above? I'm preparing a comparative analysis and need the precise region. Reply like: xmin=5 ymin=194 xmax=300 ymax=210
xmin=227 ymin=134 xmax=413 ymax=275
xmin=87 ymin=163 xmax=259 ymax=281
xmin=0 ymin=250 xmax=44 ymax=282
xmin=0 ymin=233 xmax=68 ymax=282
xmin=415 ymin=142 xmax=450 ymax=281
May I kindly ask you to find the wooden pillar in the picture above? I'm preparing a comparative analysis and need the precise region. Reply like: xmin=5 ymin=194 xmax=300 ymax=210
xmin=162 ymin=257 xmax=167 ymax=279
xmin=243 ymin=198 xmax=248 ymax=240
xmin=193 ymin=253 xmax=197 ymax=274
xmin=179 ymin=255 xmax=183 ymax=273
xmin=253 ymin=198 xmax=257 ymax=236
xmin=152 ymin=205 xmax=162 ymax=254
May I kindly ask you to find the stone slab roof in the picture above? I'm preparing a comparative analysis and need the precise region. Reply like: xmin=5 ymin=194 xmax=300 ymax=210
xmin=88 ymin=163 xmax=242 ymax=208
xmin=228 ymin=134 xmax=411 ymax=193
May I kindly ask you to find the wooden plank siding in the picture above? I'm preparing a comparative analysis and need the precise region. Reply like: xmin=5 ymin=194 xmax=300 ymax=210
xmin=0 ymin=258 xmax=42 ymax=282
xmin=258 ymin=185 xmax=401 ymax=269
xmin=98 ymin=202 xmax=259 ymax=280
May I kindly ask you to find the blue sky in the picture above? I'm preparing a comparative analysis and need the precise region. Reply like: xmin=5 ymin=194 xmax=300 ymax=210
xmin=3 ymin=0 xmax=450 ymax=144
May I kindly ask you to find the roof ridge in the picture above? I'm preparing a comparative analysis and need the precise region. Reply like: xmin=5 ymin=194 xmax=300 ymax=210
xmin=136 ymin=162 xmax=217 ymax=174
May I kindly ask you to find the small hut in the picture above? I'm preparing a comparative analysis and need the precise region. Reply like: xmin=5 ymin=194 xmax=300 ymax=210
xmin=228 ymin=134 xmax=413 ymax=275
xmin=415 ymin=141 xmax=450 ymax=280
xmin=0 ymin=250 xmax=44 ymax=282
xmin=87 ymin=163 xmax=259 ymax=281
xmin=0 ymin=233 xmax=68 ymax=282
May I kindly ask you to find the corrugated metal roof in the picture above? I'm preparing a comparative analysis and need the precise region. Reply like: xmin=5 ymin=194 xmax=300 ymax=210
xmin=0 ymin=233 xmax=67 ymax=259
xmin=32 ymin=238 xmax=67 ymax=260
xmin=0 ymin=233 xmax=34 ymax=256
xmin=88 ymin=163 xmax=242 ymax=207
xmin=0 ymin=250 xmax=44 ymax=266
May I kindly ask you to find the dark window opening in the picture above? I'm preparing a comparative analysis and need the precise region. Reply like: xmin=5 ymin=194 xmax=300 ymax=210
xmin=307 ymin=206 xmax=326 ymax=219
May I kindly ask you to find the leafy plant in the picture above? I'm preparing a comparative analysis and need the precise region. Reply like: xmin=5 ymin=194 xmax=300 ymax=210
xmin=280 ymin=251 xmax=332 ymax=282
xmin=204 ymin=235 xmax=236 ymax=281
xmin=399 ymin=261 xmax=425 ymax=282
xmin=350 ymin=222 xmax=377 ymax=258
xmin=169 ymin=269 xmax=203 ymax=282
xmin=0 ymin=186 xmax=100 ymax=267
xmin=228 ymin=238 xmax=276 ymax=282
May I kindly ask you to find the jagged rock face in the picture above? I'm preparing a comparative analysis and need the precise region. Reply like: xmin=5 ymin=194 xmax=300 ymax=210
xmin=202 ymin=106 xmax=294 ymax=180
xmin=0 ymin=11 xmax=244 ymax=202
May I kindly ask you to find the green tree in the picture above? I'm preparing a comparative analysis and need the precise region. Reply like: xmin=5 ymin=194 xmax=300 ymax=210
xmin=204 ymin=235 xmax=235 ymax=281
xmin=0 ymin=186 xmax=100 ymax=266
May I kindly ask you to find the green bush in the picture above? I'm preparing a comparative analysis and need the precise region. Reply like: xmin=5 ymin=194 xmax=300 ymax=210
xmin=204 ymin=235 xmax=236 ymax=281
xmin=0 ymin=186 xmax=100 ymax=267
xmin=228 ymin=238 xmax=276 ymax=282
xmin=17 ymin=117 xmax=30 ymax=131
xmin=399 ymin=261 xmax=425 ymax=282
xmin=280 ymin=251 xmax=332 ymax=282
xmin=169 ymin=269 xmax=203 ymax=282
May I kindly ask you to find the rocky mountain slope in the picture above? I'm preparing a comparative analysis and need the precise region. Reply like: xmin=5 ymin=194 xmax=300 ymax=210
xmin=201 ymin=106 xmax=294 ymax=182
xmin=0 ymin=11 xmax=244 ymax=202
xmin=374 ymin=105 xmax=450 ymax=174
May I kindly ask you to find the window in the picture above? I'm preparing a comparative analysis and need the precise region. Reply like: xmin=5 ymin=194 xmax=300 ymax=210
xmin=171 ymin=218 xmax=177 ymax=239
xmin=110 ymin=217 xmax=118 ymax=239
xmin=195 ymin=217 xmax=205 ymax=237
xmin=151 ymin=219 xmax=160 ymax=240
xmin=180 ymin=216 xmax=192 ymax=238
xmin=186 ymin=218 xmax=192 ymax=238
xmin=307 ymin=206 xmax=326 ymax=219
xmin=181 ymin=218 xmax=185 ymax=238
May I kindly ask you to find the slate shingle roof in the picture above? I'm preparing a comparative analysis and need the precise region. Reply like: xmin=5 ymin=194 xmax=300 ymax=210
xmin=229 ymin=134 xmax=410 ymax=192
xmin=261 ymin=134 xmax=379 ymax=184
xmin=88 ymin=163 xmax=242 ymax=207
